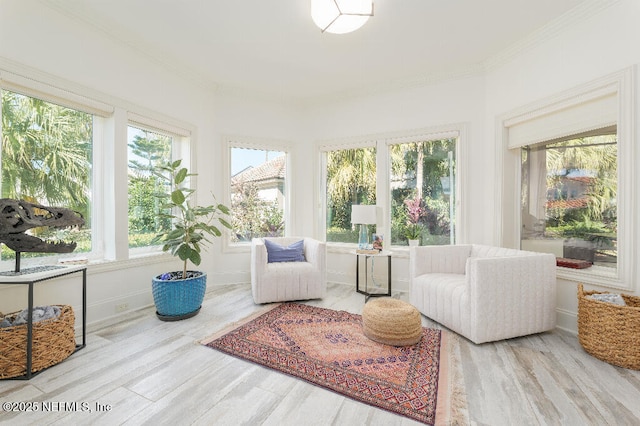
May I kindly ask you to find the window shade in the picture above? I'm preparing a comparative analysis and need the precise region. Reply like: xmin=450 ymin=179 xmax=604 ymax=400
xmin=0 ymin=70 xmax=114 ymax=117
xmin=505 ymin=91 xmax=617 ymax=149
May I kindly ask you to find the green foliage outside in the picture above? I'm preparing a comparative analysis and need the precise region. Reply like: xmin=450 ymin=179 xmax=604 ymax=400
xmin=127 ymin=129 xmax=172 ymax=246
xmin=325 ymin=140 xmax=455 ymax=246
xmin=231 ymin=180 xmax=284 ymax=242
xmin=526 ymin=135 xmax=618 ymax=265
xmin=1 ymin=90 xmax=93 ymax=259
xmin=325 ymin=147 xmax=376 ymax=243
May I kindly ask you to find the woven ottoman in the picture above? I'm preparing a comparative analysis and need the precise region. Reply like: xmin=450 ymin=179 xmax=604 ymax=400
xmin=362 ymin=298 xmax=422 ymax=346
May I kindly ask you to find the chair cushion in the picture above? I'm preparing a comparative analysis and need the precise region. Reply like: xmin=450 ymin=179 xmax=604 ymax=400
xmin=264 ymin=239 xmax=305 ymax=263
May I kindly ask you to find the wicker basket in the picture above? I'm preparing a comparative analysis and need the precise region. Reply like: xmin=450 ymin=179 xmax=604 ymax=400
xmin=577 ymin=284 xmax=640 ymax=370
xmin=0 ymin=305 xmax=76 ymax=379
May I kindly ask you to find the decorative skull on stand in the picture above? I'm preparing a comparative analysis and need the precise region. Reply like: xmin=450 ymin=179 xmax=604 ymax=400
xmin=0 ymin=199 xmax=85 ymax=272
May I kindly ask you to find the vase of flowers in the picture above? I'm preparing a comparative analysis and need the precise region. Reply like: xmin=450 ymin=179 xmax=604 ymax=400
xmin=404 ymin=196 xmax=425 ymax=246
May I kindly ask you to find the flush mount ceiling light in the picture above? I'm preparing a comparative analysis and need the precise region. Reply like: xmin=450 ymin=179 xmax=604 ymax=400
xmin=311 ymin=0 xmax=374 ymax=34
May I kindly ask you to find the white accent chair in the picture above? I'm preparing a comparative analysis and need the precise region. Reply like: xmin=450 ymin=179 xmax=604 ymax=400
xmin=409 ymin=244 xmax=556 ymax=344
xmin=251 ymin=237 xmax=327 ymax=304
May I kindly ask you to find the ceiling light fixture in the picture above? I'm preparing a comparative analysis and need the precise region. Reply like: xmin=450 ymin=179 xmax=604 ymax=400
xmin=311 ymin=0 xmax=374 ymax=34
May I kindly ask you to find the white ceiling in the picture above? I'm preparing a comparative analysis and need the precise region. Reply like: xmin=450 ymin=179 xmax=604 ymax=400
xmin=44 ymin=0 xmax=589 ymax=102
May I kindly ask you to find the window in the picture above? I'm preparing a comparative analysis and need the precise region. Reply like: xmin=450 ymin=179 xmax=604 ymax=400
xmin=521 ymin=131 xmax=617 ymax=269
xmin=127 ymin=126 xmax=172 ymax=249
xmin=389 ymin=138 xmax=456 ymax=246
xmin=229 ymin=146 xmax=287 ymax=242
xmin=1 ymin=89 xmax=94 ymax=261
xmin=1 ymin=69 xmax=194 ymax=267
xmin=324 ymin=146 xmax=376 ymax=243
xmin=500 ymin=67 xmax=634 ymax=289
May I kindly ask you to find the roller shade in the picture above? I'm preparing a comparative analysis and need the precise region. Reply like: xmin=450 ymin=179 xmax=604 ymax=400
xmin=505 ymin=89 xmax=617 ymax=149
xmin=0 ymin=70 xmax=114 ymax=117
xmin=128 ymin=112 xmax=191 ymax=138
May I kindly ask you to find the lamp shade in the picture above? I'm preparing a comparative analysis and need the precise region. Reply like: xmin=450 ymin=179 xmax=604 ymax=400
xmin=311 ymin=0 xmax=374 ymax=34
xmin=351 ymin=204 xmax=377 ymax=225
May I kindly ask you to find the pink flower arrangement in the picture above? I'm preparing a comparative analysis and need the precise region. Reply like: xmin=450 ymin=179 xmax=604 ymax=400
xmin=404 ymin=196 xmax=425 ymax=240
xmin=404 ymin=196 xmax=425 ymax=224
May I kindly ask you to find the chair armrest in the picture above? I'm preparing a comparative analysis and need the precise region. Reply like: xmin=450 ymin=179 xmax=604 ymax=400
xmin=303 ymin=238 xmax=326 ymax=271
xmin=466 ymin=253 xmax=557 ymax=316
xmin=409 ymin=244 xmax=472 ymax=278
xmin=251 ymin=238 xmax=268 ymax=278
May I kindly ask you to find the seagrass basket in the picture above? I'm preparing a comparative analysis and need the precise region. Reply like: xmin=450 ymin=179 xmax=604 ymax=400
xmin=0 ymin=305 xmax=76 ymax=379
xmin=577 ymin=284 xmax=640 ymax=370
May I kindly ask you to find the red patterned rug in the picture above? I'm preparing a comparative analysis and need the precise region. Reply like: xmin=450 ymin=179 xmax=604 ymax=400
xmin=201 ymin=302 xmax=467 ymax=425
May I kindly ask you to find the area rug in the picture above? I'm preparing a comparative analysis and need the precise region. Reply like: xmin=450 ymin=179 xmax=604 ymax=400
xmin=201 ymin=302 xmax=468 ymax=425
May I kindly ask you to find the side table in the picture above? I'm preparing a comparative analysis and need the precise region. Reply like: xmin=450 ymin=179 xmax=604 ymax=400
xmin=354 ymin=250 xmax=392 ymax=300
xmin=0 ymin=264 xmax=87 ymax=380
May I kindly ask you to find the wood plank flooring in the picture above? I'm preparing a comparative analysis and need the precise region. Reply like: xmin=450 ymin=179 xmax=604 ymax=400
xmin=1 ymin=282 xmax=639 ymax=425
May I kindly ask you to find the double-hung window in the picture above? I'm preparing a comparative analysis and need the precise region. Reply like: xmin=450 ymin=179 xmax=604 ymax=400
xmin=126 ymin=125 xmax=173 ymax=250
xmin=323 ymin=146 xmax=377 ymax=244
xmin=224 ymin=136 xmax=289 ymax=249
xmin=320 ymin=127 xmax=463 ymax=250
xmin=389 ymin=137 xmax=456 ymax=246
xmin=0 ymin=88 xmax=99 ymax=261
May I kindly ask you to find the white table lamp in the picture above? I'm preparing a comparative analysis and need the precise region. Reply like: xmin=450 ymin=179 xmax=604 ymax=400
xmin=351 ymin=205 xmax=377 ymax=249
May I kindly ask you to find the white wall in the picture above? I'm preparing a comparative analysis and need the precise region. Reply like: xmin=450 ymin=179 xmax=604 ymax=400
xmin=484 ymin=0 xmax=640 ymax=331
xmin=0 ymin=1 xmax=299 ymax=325
xmin=302 ymin=75 xmax=487 ymax=292
xmin=1 ymin=0 xmax=638 ymax=333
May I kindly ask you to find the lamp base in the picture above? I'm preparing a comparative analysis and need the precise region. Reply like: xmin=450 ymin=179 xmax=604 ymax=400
xmin=358 ymin=224 xmax=369 ymax=249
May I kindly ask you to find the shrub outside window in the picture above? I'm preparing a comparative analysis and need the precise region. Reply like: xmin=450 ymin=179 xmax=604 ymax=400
xmin=389 ymin=138 xmax=456 ymax=246
xmin=325 ymin=147 xmax=377 ymax=244
xmin=127 ymin=126 xmax=172 ymax=249
xmin=230 ymin=147 xmax=286 ymax=242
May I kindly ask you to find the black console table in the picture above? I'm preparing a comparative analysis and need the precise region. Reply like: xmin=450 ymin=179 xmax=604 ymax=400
xmin=0 ymin=264 xmax=87 ymax=380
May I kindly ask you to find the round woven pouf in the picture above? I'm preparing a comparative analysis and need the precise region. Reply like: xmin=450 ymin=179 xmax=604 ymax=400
xmin=362 ymin=298 xmax=423 ymax=346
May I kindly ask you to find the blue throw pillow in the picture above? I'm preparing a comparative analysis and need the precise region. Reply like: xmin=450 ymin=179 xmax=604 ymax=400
xmin=264 ymin=239 xmax=305 ymax=263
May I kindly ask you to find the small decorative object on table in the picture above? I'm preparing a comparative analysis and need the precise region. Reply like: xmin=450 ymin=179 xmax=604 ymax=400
xmin=577 ymin=284 xmax=640 ymax=370
xmin=557 ymin=257 xmax=592 ymax=269
xmin=372 ymin=234 xmax=383 ymax=251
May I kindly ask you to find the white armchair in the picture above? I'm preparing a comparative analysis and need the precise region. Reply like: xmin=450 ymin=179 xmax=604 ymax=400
xmin=251 ymin=237 xmax=327 ymax=304
xmin=409 ymin=244 xmax=556 ymax=344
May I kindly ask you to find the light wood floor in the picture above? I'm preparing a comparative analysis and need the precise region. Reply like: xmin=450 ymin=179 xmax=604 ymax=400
xmin=1 ymin=282 xmax=639 ymax=425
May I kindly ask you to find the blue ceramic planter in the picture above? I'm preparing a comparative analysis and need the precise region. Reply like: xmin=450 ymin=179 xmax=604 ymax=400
xmin=151 ymin=271 xmax=206 ymax=321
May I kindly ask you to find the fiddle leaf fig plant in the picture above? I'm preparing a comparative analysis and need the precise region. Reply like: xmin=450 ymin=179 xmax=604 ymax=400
xmin=152 ymin=159 xmax=231 ymax=279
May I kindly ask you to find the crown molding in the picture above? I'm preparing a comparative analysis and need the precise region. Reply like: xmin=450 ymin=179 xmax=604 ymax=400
xmin=40 ymin=0 xmax=221 ymax=94
xmin=39 ymin=0 xmax=621 ymax=108
xmin=483 ymin=0 xmax=621 ymax=71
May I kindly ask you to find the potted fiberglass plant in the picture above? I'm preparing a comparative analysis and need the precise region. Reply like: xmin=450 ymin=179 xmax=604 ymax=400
xmin=151 ymin=160 xmax=231 ymax=321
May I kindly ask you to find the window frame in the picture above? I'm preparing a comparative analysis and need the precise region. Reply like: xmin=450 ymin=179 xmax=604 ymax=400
xmin=497 ymin=67 xmax=635 ymax=290
xmin=0 ymin=86 xmax=105 ymax=265
xmin=0 ymin=66 xmax=196 ymax=270
xmin=385 ymin=131 xmax=461 ymax=248
xmin=319 ymin=124 xmax=468 ymax=254
xmin=221 ymin=134 xmax=291 ymax=253
xmin=126 ymin=117 xmax=192 ymax=257
xmin=319 ymin=138 xmax=378 ymax=252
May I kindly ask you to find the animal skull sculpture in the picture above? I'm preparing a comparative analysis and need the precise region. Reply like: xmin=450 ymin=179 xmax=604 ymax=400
xmin=0 ymin=198 xmax=85 ymax=253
